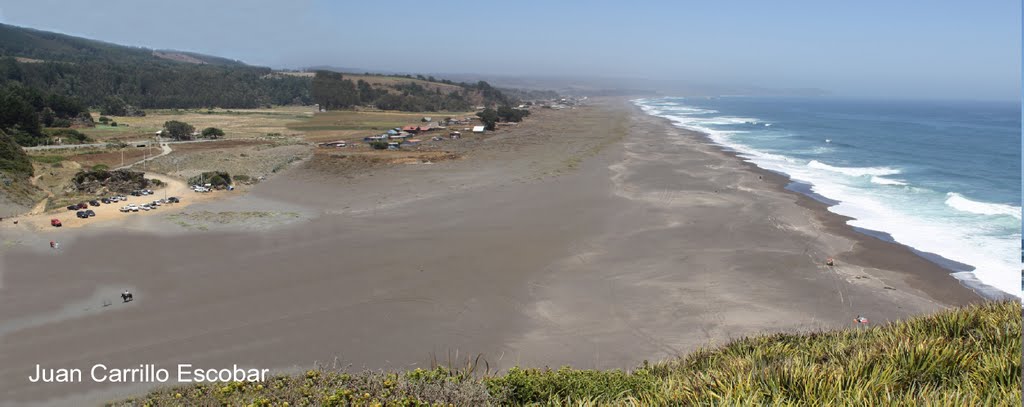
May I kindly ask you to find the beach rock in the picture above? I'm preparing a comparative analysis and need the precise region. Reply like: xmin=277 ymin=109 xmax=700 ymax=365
xmin=70 ymin=169 xmax=149 ymax=194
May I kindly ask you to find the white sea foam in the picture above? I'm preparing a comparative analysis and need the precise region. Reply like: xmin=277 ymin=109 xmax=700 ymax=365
xmin=691 ymin=117 xmax=761 ymax=125
xmin=635 ymin=98 xmax=1023 ymax=299
xmin=869 ymin=176 xmax=908 ymax=186
xmin=945 ymin=193 xmax=1022 ymax=219
xmin=807 ymin=160 xmax=901 ymax=177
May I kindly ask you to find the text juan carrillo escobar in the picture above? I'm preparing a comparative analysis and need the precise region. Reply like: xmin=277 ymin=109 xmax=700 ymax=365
xmin=29 ymin=363 xmax=269 ymax=383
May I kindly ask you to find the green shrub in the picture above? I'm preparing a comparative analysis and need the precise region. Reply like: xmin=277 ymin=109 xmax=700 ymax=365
xmin=188 ymin=171 xmax=232 ymax=188
xmin=113 ymin=301 xmax=1021 ymax=406
xmin=91 ymin=164 xmax=109 ymax=171
xmin=484 ymin=366 xmax=658 ymax=404
xmin=369 ymin=140 xmax=389 ymax=150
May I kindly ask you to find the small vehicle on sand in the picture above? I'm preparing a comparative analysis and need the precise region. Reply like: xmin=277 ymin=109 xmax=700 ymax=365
xmin=50 ymin=218 xmax=62 ymax=227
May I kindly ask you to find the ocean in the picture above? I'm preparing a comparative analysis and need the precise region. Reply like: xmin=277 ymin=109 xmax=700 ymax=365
xmin=634 ymin=97 xmax=1021 ymax=299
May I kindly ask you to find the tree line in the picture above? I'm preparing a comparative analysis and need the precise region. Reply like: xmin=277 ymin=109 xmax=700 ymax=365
xmin=1 ymin=57 xmax=311 ymax=109
xmin=0 ymin=78 xmax=93 ymax=147
xmin=311 ymin=71 xmax=513 ymax=112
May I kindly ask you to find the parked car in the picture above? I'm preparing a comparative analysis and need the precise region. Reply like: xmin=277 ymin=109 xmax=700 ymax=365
xmin=50 ymin=218 xmax=62 ymax=227
xmin=130 ymin=191 xmax=141 ymax=196
xmin=76 ymin=210 xmax=88 ymax=218
xmin=120 ymin=206 xmax=130 ymax=213
xmin=167 ymin=197 xmax=180 ymax=203
xmin=152 ymin=200 xmax=162 ymax=206
xmin=66 ymin=205 xmax=78 ymax=211
xmin=85 ymin=209 xmax=96 ymax=217
xmin=116 ymin=195 xmax=126 ymax=201
xmin=77 ymin=202 xmax=88 ymax=209
xmin=143 ymin=189 xmax=154 ymax=195
xmin=101 ymin=198 xmax=112 ymax=204
xmin=127 ymin=204 xmax=139 ymax=212
xmin=89 ymin=200 xmax=100 ymax=207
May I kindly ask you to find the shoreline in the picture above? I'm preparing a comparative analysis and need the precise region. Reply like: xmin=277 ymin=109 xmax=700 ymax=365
xmin=0 ymin=99 xmax=990 ymax=404
xmin=631 ymin=102 xmax=989 ymax=304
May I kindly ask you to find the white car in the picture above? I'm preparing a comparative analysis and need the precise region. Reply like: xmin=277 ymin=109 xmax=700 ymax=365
xmin=119 ymin=206 xmax=129 ymax=212
xmin=127 ymin=204 xmax=139 ymax=212
xmin=141 ymin=205 xmax=151 ymax=211
xmin=152 ymin=200 xmax=162 ymax=206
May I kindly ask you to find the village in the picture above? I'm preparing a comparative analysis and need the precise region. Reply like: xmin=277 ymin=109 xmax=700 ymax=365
xmin=313 ymin=97 xmax=587 ymax=152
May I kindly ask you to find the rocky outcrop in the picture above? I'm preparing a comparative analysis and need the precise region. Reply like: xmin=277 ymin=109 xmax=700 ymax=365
xmin=71 ymin=169 xmax=149 ymax=194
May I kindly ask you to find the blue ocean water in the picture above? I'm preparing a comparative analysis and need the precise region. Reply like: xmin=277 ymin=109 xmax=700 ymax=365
xmin=635 ymin=97 xmax=1021 ymax=298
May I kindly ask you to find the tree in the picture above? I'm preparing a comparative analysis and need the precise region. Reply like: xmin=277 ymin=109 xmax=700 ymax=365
xmin=497 ymin=106 xmax=530 ymax=122
xmin=311 ymin=71 xmax=359 ymax=109
xmin=201 ymin=127 xmax=225 ymax=139
xmin=476 ymin=108 xmax=499 ymax=130
xmin=98 ymin=116 xmax=110 ymax=124
xmin=100 ymin=96 xmax=128 ymax=116
xmin=163 ymin=120 xmax=195 ymax=140
xmin=40 ymin=107 xmax=55 ymax=127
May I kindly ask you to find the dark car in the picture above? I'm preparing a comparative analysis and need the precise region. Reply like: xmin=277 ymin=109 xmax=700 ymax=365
xmin=76 ymin=210 xmax=88 ymax=219
xmin=101 ymin=198 xmax=112 ymax=204
xmin=167 ymin=197 xmax=180 ymax=203
xmin=85 ymin=209 xmax=96 ymax=217
xmin=67 ymin=205 xmax=78 ymax=211
xmin=77 ymin=202 xmax=88 ymax=209
xmin=89 ymin=200 xmax=100 ymax=207
xmin=130 ymin=191 xmax=141 ymax=196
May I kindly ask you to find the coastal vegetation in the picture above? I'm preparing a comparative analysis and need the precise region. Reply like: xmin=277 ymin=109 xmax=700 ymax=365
xmin=113 ymin=300 xmax=1020 ymax=406
xmin=311 ymin=70 xmax=513 ymax=112
xmin=0 ymin=23 xmax=311 ymax=109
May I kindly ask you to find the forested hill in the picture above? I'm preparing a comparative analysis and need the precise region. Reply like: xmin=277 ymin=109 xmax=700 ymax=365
xmin=0 ymin=23 xmax=310 ymax=109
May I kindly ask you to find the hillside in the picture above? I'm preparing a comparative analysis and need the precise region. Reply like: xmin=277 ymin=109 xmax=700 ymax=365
xmin=113 ymin=300 xmax=1020 ymax=406
xmin=311 ymin=70 xmax=516 ymax=112
xmin=0 ymin=23 xmax=310 ymax=109
xmin=0 ymin=128 xmax=43 ymax=212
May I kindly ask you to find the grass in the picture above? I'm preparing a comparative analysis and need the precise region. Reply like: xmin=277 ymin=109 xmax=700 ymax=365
xmin=111 ymin=300 xmax=1021 ymax=406
xmin=289 ymin=110 xmax=474 ymax=142
xmin=28 ymin=155 xmax=66 ymax=164
xmin=78 ymin=106 xmax=314 ymax=141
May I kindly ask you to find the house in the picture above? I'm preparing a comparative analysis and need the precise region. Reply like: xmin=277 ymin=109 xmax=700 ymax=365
xmin=472 ymin=125 xmax=485 ymax=133
xmin=405 ymin=138 xmax=421 ymax=146
xmin=449 ymin=131 xmax=461 ymax=139
xmin=387 ymin=142 xmax=400 ymax=150
xmin=318 ymin=140 xmax=347 ymax=148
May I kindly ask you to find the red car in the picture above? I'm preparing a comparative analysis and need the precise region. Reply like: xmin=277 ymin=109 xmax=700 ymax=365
xmin=51 ymin=218 xmax=62 ymax=227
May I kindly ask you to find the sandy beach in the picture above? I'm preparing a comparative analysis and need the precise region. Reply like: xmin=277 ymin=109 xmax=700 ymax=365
xmin=0 ymin=99 xmax=981 ymax=405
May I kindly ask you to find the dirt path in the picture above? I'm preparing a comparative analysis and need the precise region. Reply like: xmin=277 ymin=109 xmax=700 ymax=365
xmin=116 ymin=143 xmax=172 ymax=171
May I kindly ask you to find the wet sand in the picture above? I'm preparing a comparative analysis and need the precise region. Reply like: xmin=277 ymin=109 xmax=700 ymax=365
xmin=0 ymin=99 xmax=980 ymax=405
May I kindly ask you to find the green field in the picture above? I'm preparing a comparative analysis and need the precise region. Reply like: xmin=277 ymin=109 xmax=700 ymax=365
xmin=113 ymin=300 xmax=1021 ymax=406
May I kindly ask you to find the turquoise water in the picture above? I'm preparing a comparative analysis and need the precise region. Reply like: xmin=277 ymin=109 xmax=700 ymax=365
xmin=635 ymin=97 xmax=1021 ymax=299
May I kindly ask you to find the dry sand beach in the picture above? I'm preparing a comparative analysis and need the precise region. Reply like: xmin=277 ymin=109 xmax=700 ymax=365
xmin=0 ymin=99 xmax=981 ymax=405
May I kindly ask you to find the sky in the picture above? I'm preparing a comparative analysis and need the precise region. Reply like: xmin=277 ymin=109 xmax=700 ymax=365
xmin=0 ymin=0 xmax=1019 ymax=100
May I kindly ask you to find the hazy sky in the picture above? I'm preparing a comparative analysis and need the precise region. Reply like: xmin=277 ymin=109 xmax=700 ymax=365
xmin=1 ymin=0 xmax=1019 ymax=100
